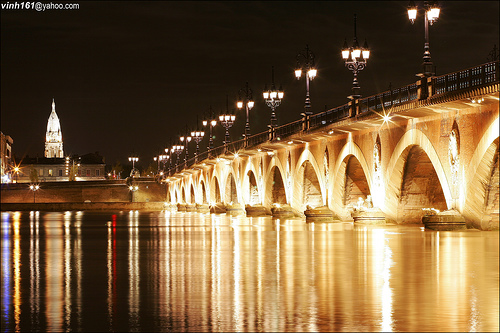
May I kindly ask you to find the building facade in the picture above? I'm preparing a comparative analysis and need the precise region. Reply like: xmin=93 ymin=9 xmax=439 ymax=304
xmin=16 ymin=153 xmax=106 ymax=183
xmin=1 ymin=132 xmax=14 ymax=183
xmin=45 ymin=99 xmax=64 ymax=158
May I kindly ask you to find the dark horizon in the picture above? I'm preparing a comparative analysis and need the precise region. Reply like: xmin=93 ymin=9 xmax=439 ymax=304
xmin=2 ymin=1 xmax=499 ymax=170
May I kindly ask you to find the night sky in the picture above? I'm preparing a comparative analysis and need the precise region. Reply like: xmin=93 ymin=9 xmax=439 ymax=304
xmin=1 ymin=1 xmax=499 ymax=169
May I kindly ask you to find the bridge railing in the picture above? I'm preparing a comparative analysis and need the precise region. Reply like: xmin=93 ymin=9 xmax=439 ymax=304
xmin=358 ymin=82 xmax=419 ymax=115
xmin=275 ymin=119 xmax=303 ymax=139
xmin=309 ymin=104 xmax=350 ymax=127
xmin=165 ymin=61 xmax=499 ymax=177
xmin=247 ymin=130 xmax=269 ymax=146
xmin=432 ymin=61 xmax=499 ymax=96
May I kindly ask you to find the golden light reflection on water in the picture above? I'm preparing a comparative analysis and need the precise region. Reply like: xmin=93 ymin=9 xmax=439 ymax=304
xmin=128 ymin=210 xmax=140 ymax=330
xmin=29 ymin=211 xmax=41 ymax=332
xmin=1 ymin=211 xmax=499 ymax=332
xmin=13 ymin=212 xmax=21 ymax=333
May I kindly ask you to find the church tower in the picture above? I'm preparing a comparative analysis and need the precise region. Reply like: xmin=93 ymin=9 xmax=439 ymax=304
xmin=44 ymin=99 xmax=64 ymax=158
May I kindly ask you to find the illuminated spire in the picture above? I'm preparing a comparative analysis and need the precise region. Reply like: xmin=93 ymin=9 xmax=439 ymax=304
xmin=45 ymin=99 xmax=64 ymax=158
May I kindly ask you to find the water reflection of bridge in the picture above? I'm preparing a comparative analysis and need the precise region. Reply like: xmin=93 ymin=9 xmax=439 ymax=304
xmin=165 ymin=61 xmax=499 ymax=230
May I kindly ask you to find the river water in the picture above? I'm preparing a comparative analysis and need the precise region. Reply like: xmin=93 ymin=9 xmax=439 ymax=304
xmin=1 ymin=210 xmax=498 ymax=332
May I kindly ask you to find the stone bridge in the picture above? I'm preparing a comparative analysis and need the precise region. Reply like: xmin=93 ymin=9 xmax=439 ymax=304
xmin=164 ymin=61 xmax=499 ymax=230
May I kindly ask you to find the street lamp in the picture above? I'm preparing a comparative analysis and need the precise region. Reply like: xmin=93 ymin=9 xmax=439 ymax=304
xmin=29 ymin=184 xmax=40 ymax=203
xmin=342 ymin=14 xmax=370 ymax=100
xmin=237 ymin=83 xmax=254 ymax=138
xmin=219 ymin=113 xmax=236 ymax=146
xmin=191 ymin=118 xmax=205 ymax=163
xmin=154 ymin=153 xmax=168 ymax=175
xmin=171 ymin=144 xmax=184 ymax=171
xmin=129 ymin=156 xmax=138 ymax=168
xmin=220 ymin=96 xmax=236 ymax=146
xmin=179 ymin=128 xmax=192 ymax=167
xmin=407 ymin=1 xmax=440 ymax=77
xmin=128 ymin=156 xmax=139 ymax=177
xmin=202 ymin=107 xmax=217 ymax=152
xmin=295 ymin=44 xmax=317 ymax=115
xmin=128 ymin=184 xmax=139 ymax=202
xmin=12 ymin=166 xmax=20 ymax=183
xmin=263 ymin=66 xmax=284 ymax=129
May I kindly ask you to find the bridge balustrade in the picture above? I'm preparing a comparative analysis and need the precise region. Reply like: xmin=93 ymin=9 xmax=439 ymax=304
xmin=358 ymin=82 xmax=419 ymax=114
xmin=309 ymin=104 xmax=350 ymax=128
xmin=274 ymin=119 xmax=303 ymax=139
xmin=225 ymin=140 xmax=245 ymax=154
xmin=247 ymin=131 xmax=269 ymax=146
xmin=432 ymin=61 xmax=499 ymax=96
xmin=164 ymin=61 xmax=498 ymax=178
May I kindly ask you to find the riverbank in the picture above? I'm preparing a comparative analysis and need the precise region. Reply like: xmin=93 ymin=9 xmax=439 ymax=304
xmin=1 ymin=201 xmax=167 ymax=211
xmin=1 ymin=178 xmax=167 ymax=209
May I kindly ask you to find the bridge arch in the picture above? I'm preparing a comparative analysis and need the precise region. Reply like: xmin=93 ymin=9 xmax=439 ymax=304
xmin=181 ymin=186 xmax=186 ymax=203
xmin=384 ymin=128 xmax=452 ymax=223
xmin=264 ymin=156 xmax=287 ymax=207
xmin=463 ymin=116 xmax=499 ymax=230
xmin=330 ymin=141 xmax=372 ymax=219
xmin=189 ymin=184 xmax=195 ymax=204
xmin=224 ymin=172 xmax=239 ymax=204
xmin=210 ymin=175 xmax=222 ymax=205
xmin=242 ymin=161 xmax=261 ymax=205
xmin=199 ymin=178 xmax=208 ymax=204
xmin=174 ymin=183 xmax=182 ymax=204
xmin=293 ymin=149 xmax=325 ymax=210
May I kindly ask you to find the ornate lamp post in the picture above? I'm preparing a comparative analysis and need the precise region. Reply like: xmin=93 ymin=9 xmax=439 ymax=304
xmin=219 ymin=113 xmax=236 ymax=146
xmin=191 ymin=122 xmax=205 ymax=163
xmin=237 ymin=83 xmax=254 ymax=138
xmin=179 ymin=129 xmax=192 ymax=168
xmin=171 ymin=144 xmax=184 ymax=172
xmin=220 ymin=96 xmax=236 ymax=146
xmin=154 ymin=153 xmax=168 ymax=175
xmin=202 ymin=108 xmax=217 ymax=153
xmin=341 ymin=14 xmax=370 ymax=100
xmin=295 ymin=44 xmax=317 ymax=116
xmin=263 ymin=66 xmax=284 ymax=129
xmin=407 ymin=1 xmax=440 ymax=77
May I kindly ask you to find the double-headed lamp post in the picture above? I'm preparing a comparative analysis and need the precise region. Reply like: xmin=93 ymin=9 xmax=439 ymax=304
xmin=263 ymin=66 xmax=284 ymax=129
xmin=29 ymin=184 xmax=40 ymax=203
xmin=407 ymin=1 xmax=440 ymax=77
xmin=237 ymin=82 xmax=254 ymax=138
xmin=342 ymin=14 xmax=370 ymax=101
xmin=129 ymin=184 xmax=138 ymax=202
xmin=295 ymin=45 xmax=317 ymax=116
